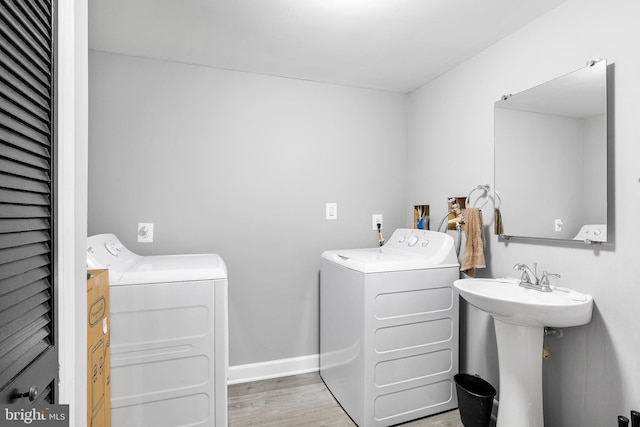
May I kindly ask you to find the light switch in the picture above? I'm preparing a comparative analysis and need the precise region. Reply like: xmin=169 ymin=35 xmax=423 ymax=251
xmin=326 ymin=203 xmax=337 ymax=220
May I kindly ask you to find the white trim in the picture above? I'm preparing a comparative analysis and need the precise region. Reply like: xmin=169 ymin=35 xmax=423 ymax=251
xmin=228 ymin=354 xmax=319 ymax=385
xmin=56 ymin=2 xmax=88 ymax=427
xmin=56 ymin=0 xmax=76 ymax=411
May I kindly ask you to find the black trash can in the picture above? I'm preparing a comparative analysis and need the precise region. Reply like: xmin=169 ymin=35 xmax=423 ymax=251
xmin=454 ymin=373 xmax=496 ymax=427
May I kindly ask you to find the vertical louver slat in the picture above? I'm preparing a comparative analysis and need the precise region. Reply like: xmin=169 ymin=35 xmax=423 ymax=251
xmin=0 ymin=0 xmax=56 ymax=401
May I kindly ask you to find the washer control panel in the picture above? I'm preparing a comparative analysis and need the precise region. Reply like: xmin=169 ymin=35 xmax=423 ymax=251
xmin=87 ymin=233 xmax=141 ymax=270
xmin=382 ymin=228 xmax=451 ymax=257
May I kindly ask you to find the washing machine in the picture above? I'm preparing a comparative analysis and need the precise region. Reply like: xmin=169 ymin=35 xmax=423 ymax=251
xmin=87 ymin=234 xmax=228 ymax=427
xmin=320 ymin=228 xmax=460 ymax=427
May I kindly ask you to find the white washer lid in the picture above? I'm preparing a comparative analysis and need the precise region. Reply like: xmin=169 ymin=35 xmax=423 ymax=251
xmin=321 ymin=228 xmax=458 ymax=273
xmin=115 ymin=253 xmax=227 ymax=285
xmin=321 ymin=247 xmax=458 ymax=273
xmin=87 ymin=233 xmax=227 ymax=284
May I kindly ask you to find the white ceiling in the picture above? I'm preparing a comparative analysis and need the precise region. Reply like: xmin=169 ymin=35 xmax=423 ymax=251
xmin=88 ymin=0 xmax=567 ymax=93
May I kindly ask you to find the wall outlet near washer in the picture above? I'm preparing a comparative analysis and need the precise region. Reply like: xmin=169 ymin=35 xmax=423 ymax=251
xmin=554 ymin=219 xmax=563 ymax=232
xmin=372 ymin=214 xmax=383 ymax=231
xmin=138 ymin=222 xmax=154 ymax=242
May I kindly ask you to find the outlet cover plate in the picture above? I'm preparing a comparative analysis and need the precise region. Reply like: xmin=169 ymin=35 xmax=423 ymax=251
xmin=138 ymin=222 xmax=154 ymax=242
xmin=372 ymin=214 xmax=383 ymax=230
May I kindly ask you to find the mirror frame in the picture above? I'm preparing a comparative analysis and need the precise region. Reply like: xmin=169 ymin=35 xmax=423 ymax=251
xmin=494 ymin=60 xmax=608 ymax=244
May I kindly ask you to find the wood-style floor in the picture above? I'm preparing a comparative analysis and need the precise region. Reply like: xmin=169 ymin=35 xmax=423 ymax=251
xmin=228 ymin=372 xmax=464 ymax=427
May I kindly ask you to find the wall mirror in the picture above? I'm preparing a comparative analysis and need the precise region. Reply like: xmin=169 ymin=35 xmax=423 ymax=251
xmin=494 ymin=59 xmax=608 ymax=243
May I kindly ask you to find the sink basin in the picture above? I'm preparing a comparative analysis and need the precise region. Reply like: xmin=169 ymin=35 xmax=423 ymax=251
xmin=454 ymin=278 xmax=593 ymax=327
xmin=454 ymin=278 xmax=594 ymax=427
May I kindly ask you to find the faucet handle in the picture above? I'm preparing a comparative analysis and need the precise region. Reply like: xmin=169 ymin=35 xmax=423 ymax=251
xmin=539 ymin=271 xmax=560 ymax=290
xmin=513 ymin=262 xmax=538 ymax=284
xmin=519 ymin=269 xmax=532 ymax=284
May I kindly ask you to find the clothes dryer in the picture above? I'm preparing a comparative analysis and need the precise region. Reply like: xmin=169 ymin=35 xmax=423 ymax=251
xmin=320 ymin=229 xmax=459 ymax=427
xmin=87 ymin=234 xmax=228 ymax=427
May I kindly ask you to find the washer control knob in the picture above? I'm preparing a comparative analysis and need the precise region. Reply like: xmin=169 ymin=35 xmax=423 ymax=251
xmin=398 ymin=236 xmax=406 ymax=243
xmin=105 ymin=241 xmax=122 ymax=256
xmin=408 ymin=236 xmax=419 ymax=246
xmin=422 ymin=240 xmax=430 ymax=247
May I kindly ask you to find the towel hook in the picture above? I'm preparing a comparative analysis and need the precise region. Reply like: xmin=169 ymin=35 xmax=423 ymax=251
xmin=494 ymin=190 xmax=502 ymax=209
xmin=466 ymin=184 xmax=490 ymax=209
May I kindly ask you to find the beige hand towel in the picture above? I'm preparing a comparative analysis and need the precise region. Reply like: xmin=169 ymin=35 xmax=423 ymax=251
xmin=461 ymin=208 xmax=486 ymax=277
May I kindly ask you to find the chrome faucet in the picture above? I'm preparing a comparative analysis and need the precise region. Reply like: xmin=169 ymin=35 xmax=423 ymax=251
xmin=514 ymin=263 xmax=558 ymax=292
xmin=513 ymin=262 xmax=539 ymax=285
xmin=539 ymin=271 xmax=561 ymax=292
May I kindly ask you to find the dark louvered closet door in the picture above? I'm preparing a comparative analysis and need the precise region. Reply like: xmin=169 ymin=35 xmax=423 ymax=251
xmin=0 ymin=0 xmax=57 ymax=404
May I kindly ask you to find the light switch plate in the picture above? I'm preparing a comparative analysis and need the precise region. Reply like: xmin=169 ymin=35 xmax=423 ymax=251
xmin=326 ymin=203 xmax=337 ymax=220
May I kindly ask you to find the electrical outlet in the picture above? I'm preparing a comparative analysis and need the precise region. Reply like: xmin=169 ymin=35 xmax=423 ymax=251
xmin=372 ymin=214 xmax=383 ymax=231
xmin=138 ymin=222 xmax=154 ymax=242
xmin=554 ymin=219 xmax=563 ymax=232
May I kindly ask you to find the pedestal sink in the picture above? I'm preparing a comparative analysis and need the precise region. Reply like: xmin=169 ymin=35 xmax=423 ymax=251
xmin=454 ymin=278 xmax=593 ymax=427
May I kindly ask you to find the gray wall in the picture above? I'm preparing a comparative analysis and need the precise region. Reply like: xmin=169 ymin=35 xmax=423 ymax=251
xmin=496 ymin=108 xmax=585 ymax=239
xmin=88 ymin=51 xmax=408 ymax=366
xmin=407 ymin=0 xmax=640 ymax=425
xmin=88 ymin=0 xmax=640 ymax=424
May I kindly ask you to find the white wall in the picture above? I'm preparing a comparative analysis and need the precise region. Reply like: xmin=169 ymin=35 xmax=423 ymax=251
xmin=407 ymin=0 xmax=640 ymax=425
xmin=88 ymin=51 xmax=408 ymax=367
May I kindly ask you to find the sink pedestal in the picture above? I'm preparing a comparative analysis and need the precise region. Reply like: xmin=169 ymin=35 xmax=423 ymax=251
xmin=454 ymin=278 xmax=593 ymax=427
xmin=494 ymin=319 xmax=544 ymax=427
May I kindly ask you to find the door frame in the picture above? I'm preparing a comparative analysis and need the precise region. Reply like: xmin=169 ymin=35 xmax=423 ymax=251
xmin=55 ymin=1 xmax=88 ymax=426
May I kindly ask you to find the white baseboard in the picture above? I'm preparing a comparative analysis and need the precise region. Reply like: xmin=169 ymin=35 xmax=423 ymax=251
xmin=228 ymin=354 xmax=320 ymax=385
xmin=491 ymin=398 xmax=499 ymax=426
